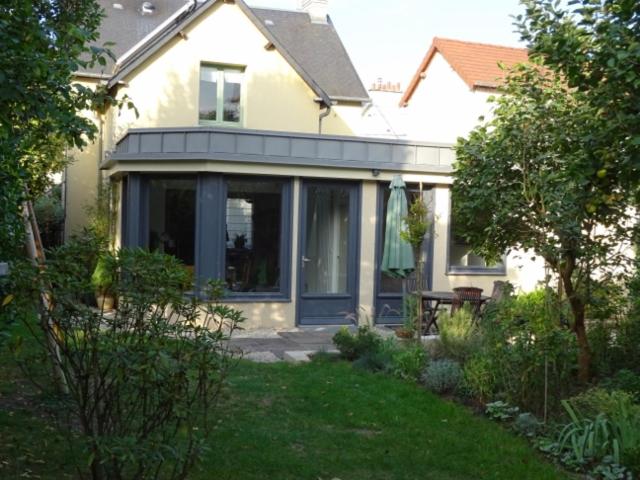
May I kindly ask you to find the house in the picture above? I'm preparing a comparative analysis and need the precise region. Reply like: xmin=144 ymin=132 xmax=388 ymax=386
xmin=64 ymin=1 xmax=543 ymax=329
xmin=399 ymin=37 xmax=529 ymax=143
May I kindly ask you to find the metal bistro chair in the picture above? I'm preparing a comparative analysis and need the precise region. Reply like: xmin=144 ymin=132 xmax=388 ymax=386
xmin=451 ymin=287 xmax=484 ymax=322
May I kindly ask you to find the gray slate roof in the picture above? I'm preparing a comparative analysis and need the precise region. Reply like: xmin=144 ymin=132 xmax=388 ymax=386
xmin=251 ymin=8 xmax=368 ymax=101
xmin=82 ymin=0 xmax=368 ymax=102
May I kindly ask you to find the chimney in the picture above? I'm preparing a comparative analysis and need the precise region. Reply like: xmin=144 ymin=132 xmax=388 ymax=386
xmin=298 ymin=0 xmax=328 ymax=24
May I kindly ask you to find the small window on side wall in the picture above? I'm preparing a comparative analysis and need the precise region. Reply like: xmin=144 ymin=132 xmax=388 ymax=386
xmin=199 ymin=64 xmax=243 ymax=125
xmin=448 ymin=212 xmax=505 ymax=275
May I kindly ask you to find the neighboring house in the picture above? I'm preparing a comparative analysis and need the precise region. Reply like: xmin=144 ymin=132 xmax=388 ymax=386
xmin=399 ymin=37 xmax=529 ymax=143
xmin=64 ymin=1 xmax=542 ymax=329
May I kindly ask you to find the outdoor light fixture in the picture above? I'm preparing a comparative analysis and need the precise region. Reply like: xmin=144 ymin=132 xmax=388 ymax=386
xmin=371 ymin=169 xmax=380 ymax=177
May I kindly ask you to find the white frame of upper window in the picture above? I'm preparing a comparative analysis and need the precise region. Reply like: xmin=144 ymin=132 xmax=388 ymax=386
xmin=198 ymin=63 xmax=245 ymax=127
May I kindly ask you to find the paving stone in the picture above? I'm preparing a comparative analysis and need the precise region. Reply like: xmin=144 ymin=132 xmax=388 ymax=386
xmin=283 ymin=350 xmax=315 ymax=363
xmin=244 ymin=351 xmax=281 ymax=363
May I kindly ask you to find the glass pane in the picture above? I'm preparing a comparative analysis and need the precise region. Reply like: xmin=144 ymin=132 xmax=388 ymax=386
xmin=304 ymin=185 xmax=350 ymax=294
xmin=449 ymin=215 xmax=504 ymax=269
xmin=380 ymin=184 xmax=424 ymax=293
xmin=225 ymin=179 xmax=282 ymax=293
xmin=148 ymin=178 xmax=196 ymax=268
xmin=223 ymin=69 xmax=242 ymax=122
xmin=199 ymin=66 xmax=217 ymax=121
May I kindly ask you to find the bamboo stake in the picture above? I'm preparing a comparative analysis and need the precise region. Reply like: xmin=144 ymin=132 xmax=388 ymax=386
xmin=23 ymin=200 xmax=69 ymax=394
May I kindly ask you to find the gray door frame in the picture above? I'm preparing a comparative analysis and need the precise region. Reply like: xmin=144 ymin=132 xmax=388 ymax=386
xmin=296 ymin=179 xmax=361 ymax=325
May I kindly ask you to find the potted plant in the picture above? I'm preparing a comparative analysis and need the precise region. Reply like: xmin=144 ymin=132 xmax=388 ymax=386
xmin=91 ymin=254 xmax=115 ymax=311
xmin=233 ymin=233 xmax=247 ymax=249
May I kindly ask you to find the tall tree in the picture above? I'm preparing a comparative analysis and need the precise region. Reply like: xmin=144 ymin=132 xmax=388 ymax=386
xmin=0 ymin=0 xmax=121 ymax=258
xmin=518 ymin=0 xmax=640 ymax=194
xmin=453 ymin=62 xmax=633 ymax=382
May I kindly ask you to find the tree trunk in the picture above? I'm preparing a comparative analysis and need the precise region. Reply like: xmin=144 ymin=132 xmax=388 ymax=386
xmin=560 ymin=265 xmax=591 ymax=382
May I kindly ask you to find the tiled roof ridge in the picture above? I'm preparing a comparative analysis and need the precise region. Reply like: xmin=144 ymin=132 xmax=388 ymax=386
xmin=433 ymin=36 xmax=527 ymax=53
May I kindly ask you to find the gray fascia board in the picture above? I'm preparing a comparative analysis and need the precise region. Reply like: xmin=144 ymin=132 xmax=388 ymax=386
xmin=106 ymin=151 xmax=452 ymax=172
xmin=114 ymin=126 xmax=455 ymax=149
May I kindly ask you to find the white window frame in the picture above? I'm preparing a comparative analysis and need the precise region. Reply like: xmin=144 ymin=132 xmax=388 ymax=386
xmin=198 ymin=64 xmax=245 ymax=127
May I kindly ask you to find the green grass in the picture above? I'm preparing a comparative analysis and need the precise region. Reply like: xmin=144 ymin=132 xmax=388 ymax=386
xmin=198 ymin=358 xmax=568 ymax=480
xmin=0 ymin=322 xmax=568 ymax=480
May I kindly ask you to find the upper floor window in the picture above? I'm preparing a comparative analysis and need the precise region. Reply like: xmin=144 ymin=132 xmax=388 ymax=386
xmin=199 ymin=65 xmax=243 ymax=125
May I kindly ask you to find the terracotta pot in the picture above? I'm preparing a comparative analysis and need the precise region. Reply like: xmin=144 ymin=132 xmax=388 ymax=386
xmin=395 ymin=328 xmax=414 ymax=339
xmin=95 ymin=292 xmax=115 ymax=311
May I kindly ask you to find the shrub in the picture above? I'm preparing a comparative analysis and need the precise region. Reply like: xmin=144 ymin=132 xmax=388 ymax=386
xmin=463 ymin=355 xmax=497 ymax=403
xmin=333 ymin=325 xmax=382 ymax=361
xmin=10 ymin=241 xmax=244 ymax=480
xmin=569 ymin=388 xmax=640 ymax=420
xmin=437 ymin=306 xmax=480 ymax=363
xmin=422 ymin=359 xmax=462 ymax=394
xmin=475 ymin=288 xmax=577 ymax=415
xmin=390 ymin=343 xmax=427 ymax=381
xmin=601 ymin=370 xmax=640 ymax=403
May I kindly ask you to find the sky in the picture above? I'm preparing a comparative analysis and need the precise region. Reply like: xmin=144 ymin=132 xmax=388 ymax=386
xmin=245 ymin=0 xmax=529 ymax=89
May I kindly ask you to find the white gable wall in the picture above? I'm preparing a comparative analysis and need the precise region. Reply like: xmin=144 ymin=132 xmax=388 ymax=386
xmin=401 ymin=52 xmax=493 ymax=144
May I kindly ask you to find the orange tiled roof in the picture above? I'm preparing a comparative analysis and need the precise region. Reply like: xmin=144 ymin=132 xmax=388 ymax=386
xmin=400 ymin=37 xmax=529 ymax=105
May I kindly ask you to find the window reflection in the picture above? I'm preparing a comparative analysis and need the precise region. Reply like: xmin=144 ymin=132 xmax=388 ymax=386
xmin=225 ymin=179 xmax=282 ymax=293
xmin=148 ymin=178 xmax=196 ymax=268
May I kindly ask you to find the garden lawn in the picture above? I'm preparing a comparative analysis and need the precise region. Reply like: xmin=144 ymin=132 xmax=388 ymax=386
xmin=200 ymin=358 xmax=568 ymax=480
xmin=0 ymin=329 xmax=567 ymax=480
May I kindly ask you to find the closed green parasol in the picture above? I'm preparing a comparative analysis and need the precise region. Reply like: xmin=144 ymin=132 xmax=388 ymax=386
xmin=381 ymin=175 xmax=415 ymax=279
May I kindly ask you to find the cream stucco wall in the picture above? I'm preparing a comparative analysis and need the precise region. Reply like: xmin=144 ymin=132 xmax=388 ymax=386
xmin=400 ymin=52 xmax=493 ymax=144
xmin=431 ymin=186 xmax=546 ymax=294
xmin=64 ymin=78 xmax=103 ymax=238
xmin=105 ymin=1 xmax=359 ymax=152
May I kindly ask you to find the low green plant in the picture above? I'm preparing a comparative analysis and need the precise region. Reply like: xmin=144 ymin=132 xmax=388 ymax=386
xmin=422 ymin=359 xmax=462 ymax=394
xmin=514 ymin=412 xmax=542 ymax=438
xmin=601 ymin=370 xmax=640 ymax=402
xmin=90 ymin=254 xmax=114 ymax=295
xmin=333 ymin=325 xmax=383 ymax=362
xmin=544 ymin=397 xmax=640 ymax=476
xmin=390 ymin=343 xmax=427 ymax=381
xmin=463 ymin=354 xmax=497 ymax=403
xmin=485 ymin=401 xmax=519 ymax=422
xmin=437 ymin=306 xmax=480 ymax=363
xmin=569 ymin=388 xmax=640 ymax=421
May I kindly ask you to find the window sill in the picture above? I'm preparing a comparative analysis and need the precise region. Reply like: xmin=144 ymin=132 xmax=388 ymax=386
xmin=222 ymin=293 xmax=291 ymax=303
xmin=198 ymin=120 xmax=243 ymax=128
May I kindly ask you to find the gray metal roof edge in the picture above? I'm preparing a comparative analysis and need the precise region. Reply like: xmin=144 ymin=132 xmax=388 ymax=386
xmin=237 ymin=2 xmax=331 ymax=105
xmin=330 ymin=96 xmax=371 ymax=104
xmin=73 ymin=71 xmax=111 ymax=80
xmin=102 ymin=152 xmax=454 ymax=174
xmin=106 ymin=0 xmax=213 ymax=89
xmin=114 ymin=126 xmax=455 ymax=149
xmin=104 ymin=0 xmax=332 ymax=105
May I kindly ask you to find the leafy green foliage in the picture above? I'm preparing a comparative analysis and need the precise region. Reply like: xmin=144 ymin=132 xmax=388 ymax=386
xmin=436 ymin=306 xmax=479 ymax=363
xmin=400 ymin=197 xmax=428 ymax=250
xmin=33 ymin=184 xmax=64 ymax=249
xmin=453 ymin=58 xmax=634 ymax=381
xmin=518 ymin=0 xmax=640 ymax=188
xmin=542 ymin=397 xmax=640 ymax=477
xmin=600 ymin=371 xmax=640 ymax=403
xmin=333 ymin=326 xmax=383 ymax=362
xmin=422 ymin=359 xmax=462 ymax=394
xmin=389 ymin=343 xmax=427 ymax=381
xmin=485 ymin=401 xmax=520 ymax=422
xmin=466 ymin=290 xmax=577 ymax=415
xmin=8 ymin=238 xmax=244 ymax=480
xmin=0 ymin=0 xmax=134 ymax=259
